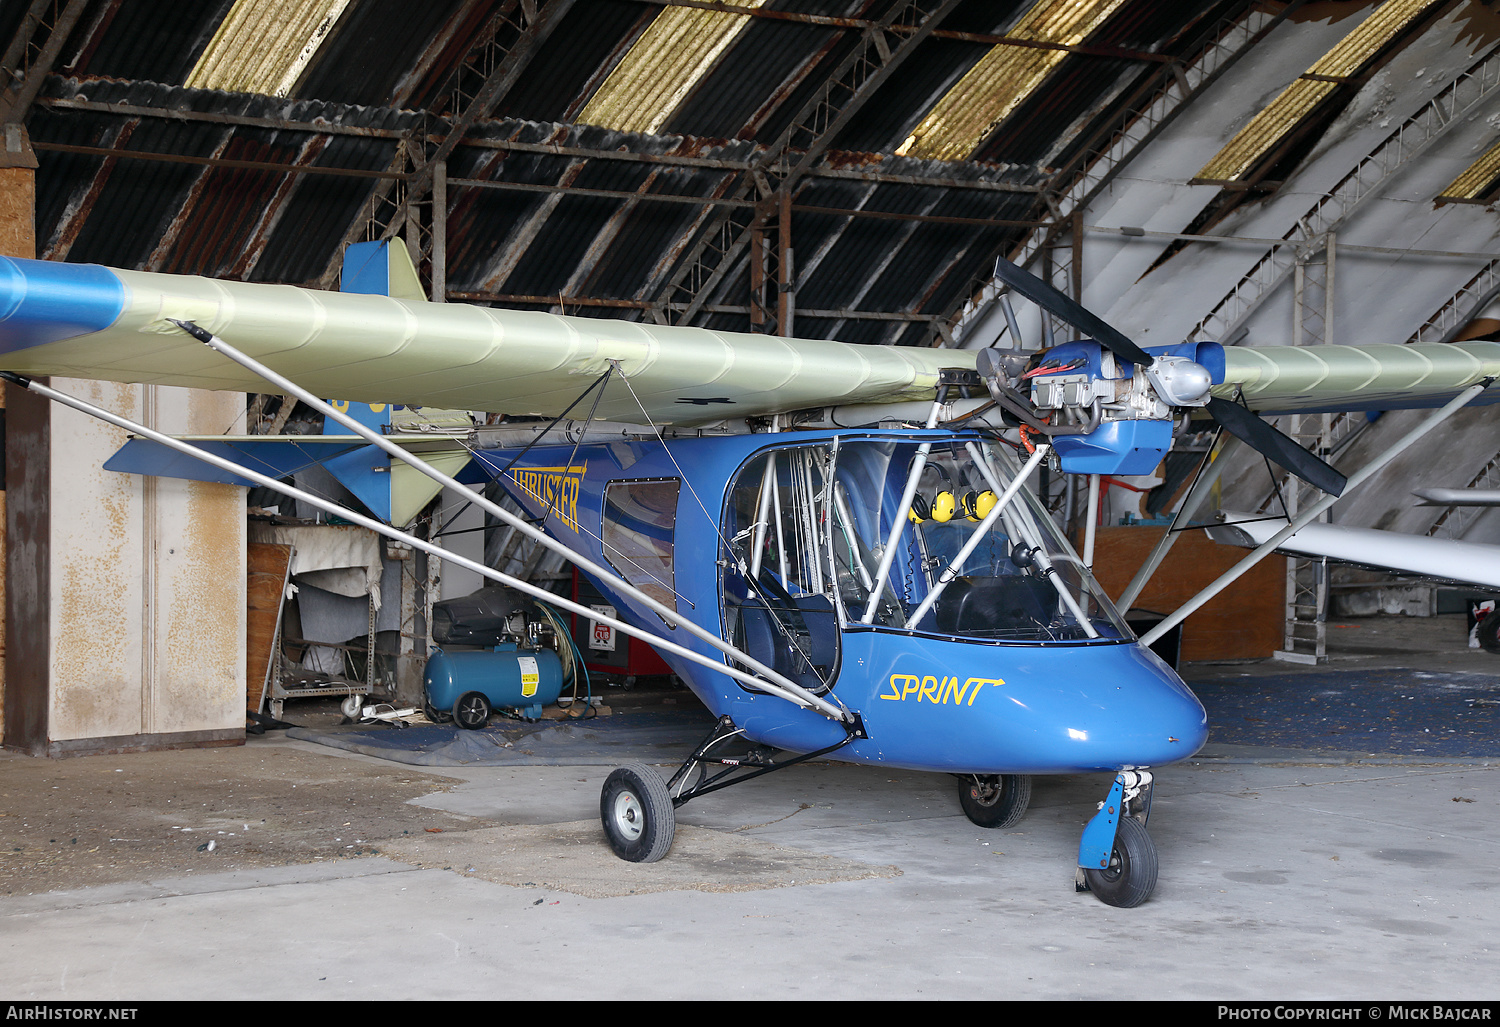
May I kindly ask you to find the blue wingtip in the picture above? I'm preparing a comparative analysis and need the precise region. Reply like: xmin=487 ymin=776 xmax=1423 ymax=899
xmin=0 ymin=256 xmax=128 ymax=354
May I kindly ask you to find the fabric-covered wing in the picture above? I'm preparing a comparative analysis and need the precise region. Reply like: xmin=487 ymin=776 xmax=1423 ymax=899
xmin=0 ymin=257 xmax=955 ymax=423
xmin=1215 ymin=342 xmax=1500 ymax=414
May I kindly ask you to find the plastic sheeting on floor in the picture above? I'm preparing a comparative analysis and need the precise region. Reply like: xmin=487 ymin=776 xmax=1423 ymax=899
xmin=288 ymin=707 xmax=720 ymax=766
xmin=1187 ymin=667 xmax=1500 ymax=758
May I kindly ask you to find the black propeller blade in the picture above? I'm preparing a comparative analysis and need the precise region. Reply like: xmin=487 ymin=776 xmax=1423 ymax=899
xmin=1206 ymin=397 xmax=1347 ymax=498
xmin=992 ymin=258 xmax=1157 ymax=368
xmin=989 ymin=257 xmax=1348 ymax=498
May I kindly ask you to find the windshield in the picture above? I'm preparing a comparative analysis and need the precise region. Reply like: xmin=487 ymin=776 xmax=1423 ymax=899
xmin=722 ymin=435 xmax=1131 ymax=646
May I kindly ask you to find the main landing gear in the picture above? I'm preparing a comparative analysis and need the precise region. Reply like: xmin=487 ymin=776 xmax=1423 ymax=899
xmin=957 ymin=773 xmax=1032 ymax=829
xmin=598 ymin=714 xmax=860 ymax=863
xmin=1076 ymin=770 xmax=1158 ymax=908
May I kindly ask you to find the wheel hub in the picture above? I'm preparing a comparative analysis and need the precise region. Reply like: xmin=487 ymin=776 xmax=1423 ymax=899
xmin=611 ymin=791 xmax=644 ymax=841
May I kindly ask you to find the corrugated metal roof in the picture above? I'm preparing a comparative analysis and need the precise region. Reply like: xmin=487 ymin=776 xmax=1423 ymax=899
xmin=1197 ymin=0 xmax=1442 ymax=181
xmin=897 ymin=0 xmax=1130 ymax=161
xmin=7 ymin=0 xmax=1469 ymax=355
xmin=1440 ymin=138 xmax=1500 ymax=201
xmin=185 ymin=0 xmax=352 ymax=97
xmin=578 ymin=0 xmax=768 ymax=133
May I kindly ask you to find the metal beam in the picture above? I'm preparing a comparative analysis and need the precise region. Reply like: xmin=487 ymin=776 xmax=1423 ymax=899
xmin=613 ymin=0 xmax=1175 ymax=64
xmin=648 ymin=0 xmax=965 ymax=326
xmin=0 ymin=0 xmax=92 ymax=123
xmin=944 ymin=0 xmax=1288 ymax=349
xmin=1187 ymin=41 xmax=1500 ymax=343
xmin=36 ymin=93 xmax=1044 ymax=192
xmin=30 ymin=141 xmax=405 ymax=179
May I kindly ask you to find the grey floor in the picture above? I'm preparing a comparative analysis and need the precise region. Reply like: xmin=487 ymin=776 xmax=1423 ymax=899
xmin=3 ymin=615 xmax=1499 ymax=1001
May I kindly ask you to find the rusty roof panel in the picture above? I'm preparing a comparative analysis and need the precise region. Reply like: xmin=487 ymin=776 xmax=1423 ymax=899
xmin=577 ymin=0 xmax=769 ymax=134
xmin=30 ymin=76 xmax=416 ymax=283
xmin=38 ymin=113 xmax=229 ymax=268
xmin=293 ymin=0 xmax=468 ymax=108
xmin=494 ymin=159 xmax=661 ymax=295
xmin=65 ymin=0 xmax=235 ymax=85
xmin=444 ymin=118 xmax=758 ymax=298
xmin=249 ymin=128 xmax=405 ymax=282
xmin=157 ymin=133 xmax=306 ymax=275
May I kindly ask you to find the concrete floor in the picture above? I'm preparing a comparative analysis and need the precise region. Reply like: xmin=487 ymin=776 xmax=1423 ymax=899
xmin=3 ymin=615 xmax=1499 ymax=1001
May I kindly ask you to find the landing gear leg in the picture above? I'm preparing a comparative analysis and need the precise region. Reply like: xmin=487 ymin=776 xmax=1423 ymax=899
xmin=1075 ymin=770 xmax=1158 ymax=908
xmin=597 ymin=714 xmax=860 ymax=864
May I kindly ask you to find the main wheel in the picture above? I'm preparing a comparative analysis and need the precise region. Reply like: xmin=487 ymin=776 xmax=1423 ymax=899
xmin=958 ymin=774 xmax=1032 ymax=829
xmin=1083 ymin=815 xmax=1158 ymax=908
xmin=600 ymin=763 xmax=676 ymax=863
xmin=452 ymin=692 xmax=492 ymax=730
xmin=1478 ymin=609 xmax=1500 ymax=654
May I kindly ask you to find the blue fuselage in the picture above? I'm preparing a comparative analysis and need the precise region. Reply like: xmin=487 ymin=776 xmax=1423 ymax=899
xmin=483 ymin=429 xmax=1207 ymax=774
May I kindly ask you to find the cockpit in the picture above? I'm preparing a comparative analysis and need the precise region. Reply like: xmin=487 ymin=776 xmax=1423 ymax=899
xmin=719 ymin=434 xmax=1131 ymax=694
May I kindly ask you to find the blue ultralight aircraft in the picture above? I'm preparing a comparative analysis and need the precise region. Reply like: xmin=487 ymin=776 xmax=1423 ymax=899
xmin=1 ymin=240 xmax=1495 ymax=906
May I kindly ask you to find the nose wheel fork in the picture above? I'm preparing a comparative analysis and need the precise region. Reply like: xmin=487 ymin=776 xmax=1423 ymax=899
xmin=1076 ymin=770 xmax=1158 ymax=908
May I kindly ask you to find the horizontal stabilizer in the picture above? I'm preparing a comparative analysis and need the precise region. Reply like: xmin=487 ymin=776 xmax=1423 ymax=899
xmin=105 ymin=434 xmax=475 ymax=526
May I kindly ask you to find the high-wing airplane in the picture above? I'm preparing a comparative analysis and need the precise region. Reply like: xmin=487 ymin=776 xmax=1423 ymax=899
xmin=1 ymin=241 xmax=1496 ymax=907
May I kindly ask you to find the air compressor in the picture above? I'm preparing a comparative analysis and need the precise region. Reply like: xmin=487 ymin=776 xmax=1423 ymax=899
xmin=423 ymin=586 xmax=570 ymax=728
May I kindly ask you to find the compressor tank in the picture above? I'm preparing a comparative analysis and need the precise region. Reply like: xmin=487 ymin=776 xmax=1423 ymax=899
xmin=424 ymin=643 xmax=565 ymax=719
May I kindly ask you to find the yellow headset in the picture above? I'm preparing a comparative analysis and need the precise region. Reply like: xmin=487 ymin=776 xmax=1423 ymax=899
xmin=908 ymin=464 xmax=957 ymax=524
xmin=961 ymin=489 xmax=998 ymax=521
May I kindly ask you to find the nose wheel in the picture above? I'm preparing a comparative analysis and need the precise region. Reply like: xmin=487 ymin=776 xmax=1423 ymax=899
xmin=1076 ymin=770 xmax=1158 ymax=907
xmin=1080 ymin=814 xmax=1157 ymax=907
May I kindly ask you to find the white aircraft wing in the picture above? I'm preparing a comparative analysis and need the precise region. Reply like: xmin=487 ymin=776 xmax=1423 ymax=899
xmin=1207 ymin=512 xmax=1500 ymax=590
xmin=1215 ymin=342 xmax=1500 ymax=415
xmin=3 ymin=253 xmax=1498 ymax=423
xmin=0 ymin=256 xmax=953 ymax=424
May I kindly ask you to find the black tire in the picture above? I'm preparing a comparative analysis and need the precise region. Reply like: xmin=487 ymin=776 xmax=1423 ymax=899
xmin=958 ymin=774 xmax=1032 ymax=829
xmin=1478 ymin=609 xmax=1500 ymax=654
xmin=453 ymin=692 xmax=491 ymax=730
xmin=1083 ymin=815 xmax=1158 ymax=908
xmin=600 ymin=763 xmax=676 ymax=863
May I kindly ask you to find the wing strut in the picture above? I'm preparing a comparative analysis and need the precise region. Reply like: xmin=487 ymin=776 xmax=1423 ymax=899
xmin=1114 ymin=433 xmax=1242 ymax=613
xmin=1138 ymin=381 xmax=1493 ymax=648
xmin=166 ymin=321 xmax=851 ymax=723
xmin=2 ymin=380 xmax=849 ymax=727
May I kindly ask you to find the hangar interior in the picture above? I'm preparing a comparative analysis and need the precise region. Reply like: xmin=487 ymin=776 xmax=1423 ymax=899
xmin=2 ymin=0 xmax=1499 ymax=756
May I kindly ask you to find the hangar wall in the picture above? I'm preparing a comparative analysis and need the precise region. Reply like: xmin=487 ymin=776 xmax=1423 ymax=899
xmin=1 ymin=126 xmax=247 ymax=758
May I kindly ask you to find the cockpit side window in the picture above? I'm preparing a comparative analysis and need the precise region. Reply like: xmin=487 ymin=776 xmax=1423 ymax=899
xmin=721 ymin=448 xmax=840 ymax=694
xmin=602 ymin=478 xmax=680 ymax=611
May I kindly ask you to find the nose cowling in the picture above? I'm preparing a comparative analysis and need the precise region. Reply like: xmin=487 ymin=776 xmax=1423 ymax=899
xmin=1028 ymin=642 xmax=1208 ymax=771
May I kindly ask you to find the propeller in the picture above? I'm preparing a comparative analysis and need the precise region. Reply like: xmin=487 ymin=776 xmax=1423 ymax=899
xmin=988 ymin=257 xmax=1348 ymax=498
xmin=1205 ymin=396 xmax=1346 ymax=497
xmin=991 ymin=257 xmax=1156 ymax=368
